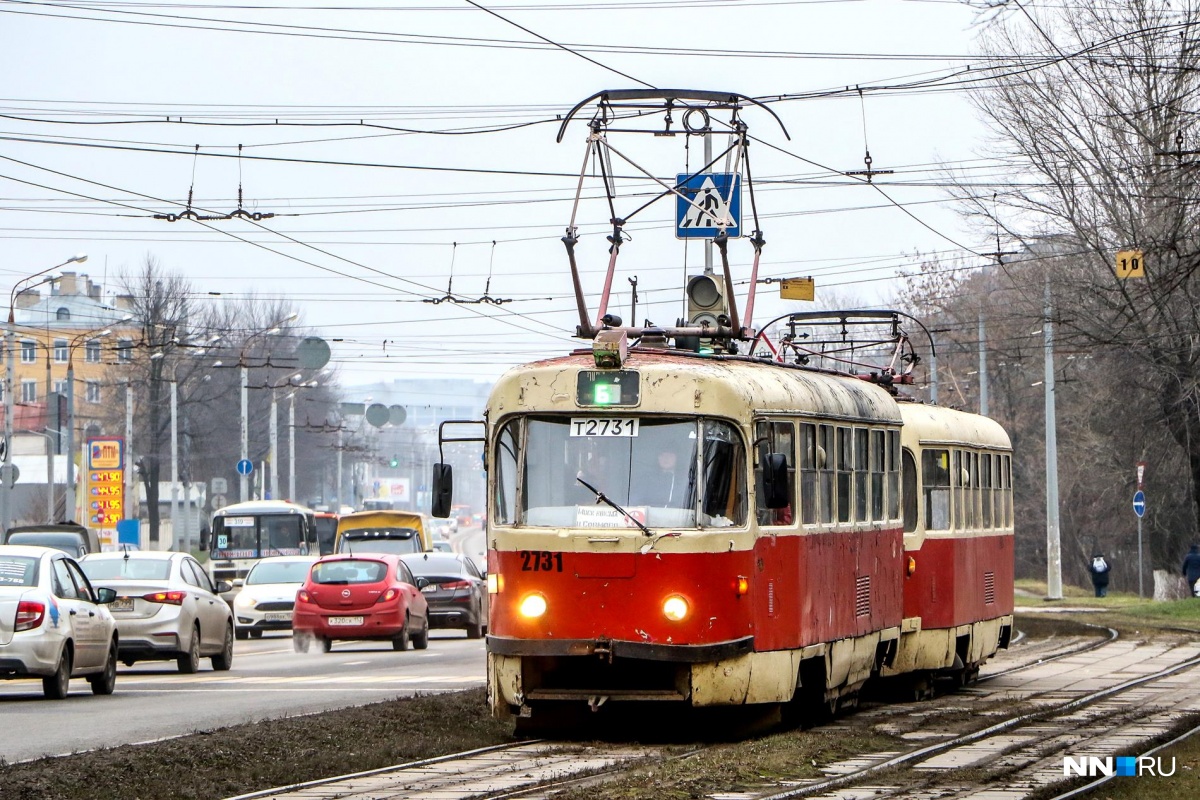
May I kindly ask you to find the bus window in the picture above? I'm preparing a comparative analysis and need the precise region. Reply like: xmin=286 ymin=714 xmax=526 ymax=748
xmin=263 ymin=515 xmax=306 ymax=556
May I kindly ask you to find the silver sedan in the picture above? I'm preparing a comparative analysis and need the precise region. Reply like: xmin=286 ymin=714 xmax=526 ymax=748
xmin=80 ymin=551 xmax=234 ymax=673
xmin=0 ymin=545 xmax=120 ymax=698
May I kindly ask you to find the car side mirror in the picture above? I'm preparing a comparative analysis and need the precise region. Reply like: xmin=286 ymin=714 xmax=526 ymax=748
xmin=432 ymin=463 xmax=453 ymax=518
xmin=216 ymin=581 xmax=233 ymax=594
xmin=199 ymin=529 xmax=210 ymax=550
xmin=95 ymin=587 xmax=117 ymax=604
xmin=232 ymin=578 xmax=245 ymax=588
xmin=762 ymin=453 xmax=791 ymax=509
xmin=415 ymin=577 xmax=429 ymax=589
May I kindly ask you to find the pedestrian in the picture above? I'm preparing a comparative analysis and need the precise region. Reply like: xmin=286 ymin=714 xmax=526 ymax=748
xmin=1088 ymin=553 xmax=1110 ymax=598
xmin=1182 ymin=544 xmax=1200 ymax=598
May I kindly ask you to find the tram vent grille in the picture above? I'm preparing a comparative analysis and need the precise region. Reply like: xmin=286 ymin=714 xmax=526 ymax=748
xmin=855 ymin=575 xmax=871 ymax=618
xmin=768 ymin=580 xmax=775 ymax=617
xmin=984 ymin=572 xmax=995 ymax=605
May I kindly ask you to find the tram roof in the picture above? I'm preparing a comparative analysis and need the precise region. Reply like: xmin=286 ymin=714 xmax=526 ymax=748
xmin=212 ymin=500 xmax=314 ymax=517
xmin=898 ymin=401 xmax=1012 ymax=451
xmin=491 ymin=351 xmax=903 ymax=425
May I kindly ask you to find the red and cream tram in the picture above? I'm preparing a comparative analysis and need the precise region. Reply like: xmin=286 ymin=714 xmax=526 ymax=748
xmin=435 ymin=345 xmax=1013 ymax=726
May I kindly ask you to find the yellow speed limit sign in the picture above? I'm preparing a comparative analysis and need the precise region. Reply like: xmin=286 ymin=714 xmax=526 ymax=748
xmin=1115 ymin=249 xmax=1145 ymax=279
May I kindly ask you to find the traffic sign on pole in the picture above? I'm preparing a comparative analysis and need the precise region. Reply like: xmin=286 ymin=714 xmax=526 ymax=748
xmin=236 ymin=459 xmax=253 ymax=477
xmin=1133 ymin=489 xmax=1147 ymax=518
xmin=1136 ymin=460 xmax=1147 ymax=488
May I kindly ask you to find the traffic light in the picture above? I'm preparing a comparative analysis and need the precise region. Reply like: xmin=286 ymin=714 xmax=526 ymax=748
xmin=678 ymin=274 xmax=730 ymax=351
xmin=389 ymin=455 xmax=399 ymax=468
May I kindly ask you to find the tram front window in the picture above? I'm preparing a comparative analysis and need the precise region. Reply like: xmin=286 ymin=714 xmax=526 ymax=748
xmin=502 ymin=416 xmax=746 ymax=529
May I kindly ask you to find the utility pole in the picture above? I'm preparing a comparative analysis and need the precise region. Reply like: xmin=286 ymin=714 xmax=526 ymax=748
xmin=336 ymin=428 xmax=343 ymax=509
xmin=240 ymin=363 xmax=248 ymax=503
xmin=1044 ymin=275 xmax=1063 ymax=600
xmin=978 ymin=309 xmax=989 ymax=417
xmin=269 ymin=387 xmax=278 ymax=500
xmin=170 ymin=371 xmax=180 ymax=549
xmin=288 ymin=392 xmax=296 ymax=502
xmin=125 ymin=378 xmax=135 ymax=528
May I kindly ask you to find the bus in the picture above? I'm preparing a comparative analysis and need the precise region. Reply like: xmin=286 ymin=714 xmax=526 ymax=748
xmin=204 ymin=500 xmax=319 ymax=593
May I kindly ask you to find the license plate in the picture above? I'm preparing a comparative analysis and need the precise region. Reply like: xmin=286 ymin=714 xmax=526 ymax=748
xmin=328 ymin=616 xmax=363 ymax=626
xmin=569 ymin=418 xmax=639 ymax=437
xmin=264 ymin=612 xmax=291 ymax=622
xmin=112 ymin=597 xmax=134 ymax=612
xmin=421 ymin=585 xmax=437 ymax=593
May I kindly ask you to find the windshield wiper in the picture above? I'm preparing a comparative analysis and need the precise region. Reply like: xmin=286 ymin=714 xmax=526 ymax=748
xmin=575 ymin=476 xmax=653 ymax=537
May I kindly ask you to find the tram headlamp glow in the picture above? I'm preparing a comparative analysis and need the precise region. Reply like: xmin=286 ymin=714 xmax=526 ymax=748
xmin=662 ymin=595 xmax=690 ymax=622
xmin=518 ymin=593 xmax=547 ymax=618
xmin=906 ymin=556 xmax=917 ymax=577
xmin=487 ymin=573 xmax=502 ymax=594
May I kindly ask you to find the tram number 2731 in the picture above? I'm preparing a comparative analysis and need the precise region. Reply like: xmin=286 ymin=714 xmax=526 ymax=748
xmin=520 ymin=551 xmax=564 ymax=572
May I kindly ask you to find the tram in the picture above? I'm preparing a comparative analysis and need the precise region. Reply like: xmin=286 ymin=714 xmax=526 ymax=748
xmin=429 ymin=90 xmax=1014 ymax=727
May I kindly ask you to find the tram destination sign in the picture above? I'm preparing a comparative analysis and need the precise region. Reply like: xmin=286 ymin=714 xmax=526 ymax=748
xmin=576 ymin=370 xmax=640 ymax=407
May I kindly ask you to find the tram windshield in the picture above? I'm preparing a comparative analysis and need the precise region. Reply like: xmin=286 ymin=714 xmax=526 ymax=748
xmin=494 ymin=416 xmax=747 ymax=529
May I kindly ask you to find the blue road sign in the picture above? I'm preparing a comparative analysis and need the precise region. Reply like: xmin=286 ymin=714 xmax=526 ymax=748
xmin=237 ymin=459 xmax=254 ymax=476
xmin=1133 ymin=490 xmax=1146 ymax=518
xmin=675 ymin=173 xmax=741 ymax=239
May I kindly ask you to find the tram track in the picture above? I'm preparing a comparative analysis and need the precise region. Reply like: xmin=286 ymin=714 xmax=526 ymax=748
xmin=219 ymin=620 xmax=1130 ymax=800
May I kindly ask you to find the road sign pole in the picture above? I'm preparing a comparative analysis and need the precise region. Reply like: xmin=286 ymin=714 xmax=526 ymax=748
xmin=1137 ymin=514 xmax=1144 ymax=598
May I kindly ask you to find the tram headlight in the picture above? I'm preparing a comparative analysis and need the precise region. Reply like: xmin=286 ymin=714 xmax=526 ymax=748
xmin=906 ymin=556 xmax=917 ymax=577
xmin=519 ymin=593 xmax=547 ymax=619
xmin=487 ymin=573 xmax=502 ymax=594
xmin=662 ymin=594 xmax=690 ymax=622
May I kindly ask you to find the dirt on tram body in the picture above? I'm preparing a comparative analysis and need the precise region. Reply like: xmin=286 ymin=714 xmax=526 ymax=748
xmin=1 ymin=613 xmax=1198 ymax=800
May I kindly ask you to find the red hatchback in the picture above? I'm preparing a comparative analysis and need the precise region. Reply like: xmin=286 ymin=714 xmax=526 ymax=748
xmin=292 ymin=554 xmax=429 ymax=653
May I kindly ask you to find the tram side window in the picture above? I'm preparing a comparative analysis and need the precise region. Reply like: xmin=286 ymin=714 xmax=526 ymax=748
xmin=854 ymin=429 xmax=869 ymax=522
xmin=755 ymin=420 xmax=795 ymax=526
xmin=982 ymin=453 xmax=994 ymax=529
xmin=998 ymin=453 xmax=1008 ymax=527
xmin=836 ymin=427 xmax=852 ymax=523
xmin=870 ymin=430 xmax=885 ymax=522
xmin=494 ymin=420 xmax=519 ymax=526
xmin=800 ymin=423 xmax=818 ymax=525
xmin=819 ymin=425 xmax=835 ymax=524
xmin=902 ymin=448 xmax=918 ymax=532
xmin=923 ymin=449 xmax=951 ymax=531
xmin=951 ymin=450 xmax=963 ymax=530
xmin=888 ymin=430 xmax=901 ymax=521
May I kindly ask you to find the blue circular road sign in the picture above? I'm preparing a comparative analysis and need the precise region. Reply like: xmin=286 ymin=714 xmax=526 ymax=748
xmin=237 ymin=459 xmax=254 ymax=476
xmin=1133 ymin=490 xmax=1146 ymax=518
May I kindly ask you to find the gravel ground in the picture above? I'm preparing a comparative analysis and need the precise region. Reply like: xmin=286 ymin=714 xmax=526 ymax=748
xmin=0 ymin=687 xmax=513 ymax=800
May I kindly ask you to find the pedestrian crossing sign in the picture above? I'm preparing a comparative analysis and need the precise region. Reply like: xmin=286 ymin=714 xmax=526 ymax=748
xmin=675 ymin=173 xmax=741 ymax=239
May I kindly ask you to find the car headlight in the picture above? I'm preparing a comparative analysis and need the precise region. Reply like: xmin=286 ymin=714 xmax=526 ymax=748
xmin=234 ymin=594 xmax=257 ymax=609
xmin=662 ymin=595 xmax=689 ymax=622
xmin=518 ymin=593 xmax=547 ymax=618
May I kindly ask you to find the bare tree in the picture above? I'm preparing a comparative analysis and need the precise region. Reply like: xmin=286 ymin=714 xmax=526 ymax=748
xmin=955 ymin=0 xmax=1200 ymax=556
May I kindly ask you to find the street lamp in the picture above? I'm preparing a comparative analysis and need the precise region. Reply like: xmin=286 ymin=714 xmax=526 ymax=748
xmin=240 ymin=312 xmax=298 ymax=502
xmin=3 ymin=253 xmax=86 ymax=531
xmin=284 ymin=380 xmax=318 ymax=503
xmin=268 ymin=373 xmax=302 ymax=500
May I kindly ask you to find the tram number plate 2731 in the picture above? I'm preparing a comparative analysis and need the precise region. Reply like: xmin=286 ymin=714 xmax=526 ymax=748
xmin=520 ymin=551 xmax=564 ymax=572
xmin=569 ymin=418 xmax=639 ymax=437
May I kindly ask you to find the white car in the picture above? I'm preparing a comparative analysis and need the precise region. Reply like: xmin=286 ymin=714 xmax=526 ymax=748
xmin=231 ymin=555 xmax=318 ymax=639
xmin=0 ymin=545 xmax=120 ymax=698
xmin=80 ymin=551 xmax=234 ymax=673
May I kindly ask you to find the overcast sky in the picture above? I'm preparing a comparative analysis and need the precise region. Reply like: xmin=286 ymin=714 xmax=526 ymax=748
xmin=0 ymin=0 xmax=1014 ymax=391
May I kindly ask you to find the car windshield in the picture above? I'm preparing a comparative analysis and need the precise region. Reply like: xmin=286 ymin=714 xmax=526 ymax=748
xmin=80 ymin=558 xmax=172 ymax=581
xmin=494 ymin=416 xmax=747 ymax=529
xmin=312 ymin=560 xmax=387 ymax=584
xmin=337 ymin=528 xmax=421 ymax=555
xmin=0 ymin=555 xmax=37 ymax=587
xmin=246 ymin=561 xmax=312 ymax=585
